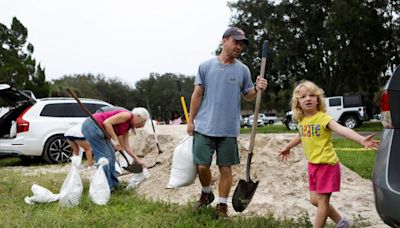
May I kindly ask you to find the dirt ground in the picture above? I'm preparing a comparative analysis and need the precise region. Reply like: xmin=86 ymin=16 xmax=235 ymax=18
xmin=13 ymin=124 xmax=386 ymax=227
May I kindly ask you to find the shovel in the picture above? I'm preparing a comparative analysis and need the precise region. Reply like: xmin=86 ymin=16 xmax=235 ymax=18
xmin=67 ymin=89 xmax=141 ymax=173
xmin=176 ymin=80 xmax=189 ymax=123
xmin=232 ymin=40 xmax=269 ymax=212
xmin=118 ymin=150 xmax=143 ymax=173
xmin=143 ymin=92 xmax=163 ymax=168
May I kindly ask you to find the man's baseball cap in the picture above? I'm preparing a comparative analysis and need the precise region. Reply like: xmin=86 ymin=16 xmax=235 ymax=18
xmin=222 ymin=27 xmax=249 ymax=45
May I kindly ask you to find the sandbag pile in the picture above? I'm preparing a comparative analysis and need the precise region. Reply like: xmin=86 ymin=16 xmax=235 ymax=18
xmin=24 ymin=156 xmax=116 ymax=206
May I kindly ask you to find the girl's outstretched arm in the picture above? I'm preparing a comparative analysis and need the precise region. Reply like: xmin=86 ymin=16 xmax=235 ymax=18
xmin=278 ymin=135 xmax=301 ymax=161
xmin=327 ymin=120 xmax=379 ymax=150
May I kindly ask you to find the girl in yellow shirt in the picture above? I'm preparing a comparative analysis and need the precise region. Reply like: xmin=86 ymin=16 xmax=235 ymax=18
xmin=278 ymin=80 xmax=379 ymax=228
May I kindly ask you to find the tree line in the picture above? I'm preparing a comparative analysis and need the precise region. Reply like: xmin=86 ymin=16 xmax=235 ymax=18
xmin=51 ymin=73 xmax=195 ymax=122
xmin=228 ymin=0 xmax=399 ymax=115
xmin=1 ymin=1 xmax=399 ymax=119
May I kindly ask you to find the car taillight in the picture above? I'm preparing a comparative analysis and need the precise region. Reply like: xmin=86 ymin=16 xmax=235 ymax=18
xmin=16 ymin=106 xmax=32 ymax=133
xmin=380 ymin=90 xmax=392 ymax=128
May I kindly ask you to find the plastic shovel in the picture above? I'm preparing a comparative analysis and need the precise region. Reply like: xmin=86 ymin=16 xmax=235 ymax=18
xmin=232 ymin=40 xmax=269 ymax=212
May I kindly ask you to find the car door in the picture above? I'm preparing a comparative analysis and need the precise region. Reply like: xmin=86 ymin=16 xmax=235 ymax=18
xmin=325 ymin=97 xmax=342 ymax=121
xmin=62 ymin=102 xmax=111 ymax=129
xmin=38 ymin=103 xmax=77 ymax=136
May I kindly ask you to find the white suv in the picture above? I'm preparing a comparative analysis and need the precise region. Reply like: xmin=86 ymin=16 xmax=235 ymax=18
xmin=0 ymin=84 xmax=112 ymax=163
xmin=284 ymin=95 xmax=368 ymax=130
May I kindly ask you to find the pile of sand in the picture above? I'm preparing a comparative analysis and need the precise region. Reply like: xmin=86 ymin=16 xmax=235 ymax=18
xmin=122 ymin=124 xmax=385 ymax=227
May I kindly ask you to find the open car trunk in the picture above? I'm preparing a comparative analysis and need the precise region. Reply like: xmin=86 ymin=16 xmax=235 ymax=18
xmin=0 ymin=84 xmax=35 ymax=139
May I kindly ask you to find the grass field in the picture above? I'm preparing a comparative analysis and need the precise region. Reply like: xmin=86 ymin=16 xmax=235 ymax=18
xmin=333 ymin=138 xmax=378 ymax=179
xmin=0 ymin=167 xmax=315 ymax=227
xmin=0 ymin=122 xmax=382 ymax=227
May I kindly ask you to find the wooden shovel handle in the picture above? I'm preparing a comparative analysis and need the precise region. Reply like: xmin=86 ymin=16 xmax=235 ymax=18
xmin=246 ymin=40 xmax=269 ymax=181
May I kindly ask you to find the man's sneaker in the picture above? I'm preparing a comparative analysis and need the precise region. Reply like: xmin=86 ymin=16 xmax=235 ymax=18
xmin=215 ymin=203 xmax=228 ymax=219
xmin=196 ymin=191 xmax=214 ymax=208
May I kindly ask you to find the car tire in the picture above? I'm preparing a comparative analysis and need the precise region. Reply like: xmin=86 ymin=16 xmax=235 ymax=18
xmin=343 ymin=116 xmax=359 ymax=129
xmin=268 ymin=120 xmax=275 ymax=125
xmin=286 ymin=119 xmax=297 ymax=131
xmin=43 ymin=135 xmax=72 ymax=164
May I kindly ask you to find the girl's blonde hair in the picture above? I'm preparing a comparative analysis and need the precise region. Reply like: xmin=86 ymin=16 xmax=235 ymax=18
xmin=291 ymin=80 xmax=326 ymax=121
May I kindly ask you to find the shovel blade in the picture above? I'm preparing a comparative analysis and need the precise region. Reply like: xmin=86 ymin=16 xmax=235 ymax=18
xmin=232 ymin=179 xmax=259 ymax=212
xmin=123 ymin=162 xmax=143 ymax=173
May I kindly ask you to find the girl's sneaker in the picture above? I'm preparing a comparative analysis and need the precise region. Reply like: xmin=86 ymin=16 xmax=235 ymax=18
xmin=336 ymin=217 xmax=350 ymax=228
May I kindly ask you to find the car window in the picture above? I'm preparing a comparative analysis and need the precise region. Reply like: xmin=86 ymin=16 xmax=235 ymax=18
xmin=40 ymin=103 xmax=67 ymax=117
xmin=85 ymin=103 xmax=109 ymax=113
xmin=329 ymin=98 xmax=341 ymax=107
xmin=343 ymin=95 xmax=363 ymax=107
xmin=40 ymin=103 xmax=108 ymax=117
xmin=67 ymin=103 xmax=91 ymax=117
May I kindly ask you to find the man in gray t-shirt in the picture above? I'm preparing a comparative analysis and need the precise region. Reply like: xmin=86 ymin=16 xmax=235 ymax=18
xmin=187 ymin=27 xmax=268 ymax=218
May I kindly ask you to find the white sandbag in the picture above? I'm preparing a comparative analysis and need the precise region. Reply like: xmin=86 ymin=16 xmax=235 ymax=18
xmin=89 ymin=157 xmax=110 ymax=205
xmin=166 ymin=136 xmax=196 ymax=188
xmin=126 ymin=168 xmax=150 ymax=190
xmin=24 ymin=184 xmax=59 ymax=205
xmin=59 ymin=155 xmax=83 ymax=207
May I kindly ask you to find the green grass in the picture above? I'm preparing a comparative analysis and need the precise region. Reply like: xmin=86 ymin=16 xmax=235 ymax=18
xmin=0 ymin=168 xmax=315 ymax=227
xmin=333 ymin=138 xmax=378 ymax=179
xmin=240 ymin=124 xmax=290 ymax=134
xmin=355 ymin=121 xmax=383 ymax=132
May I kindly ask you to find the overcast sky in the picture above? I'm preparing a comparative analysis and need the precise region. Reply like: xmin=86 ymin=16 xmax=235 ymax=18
xmin=0 ymin=0 xmax=233 ymax=87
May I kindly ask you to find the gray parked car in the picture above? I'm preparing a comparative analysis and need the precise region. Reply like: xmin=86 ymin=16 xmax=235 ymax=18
xmin=372 ymin=66 xmax=400 ymax=227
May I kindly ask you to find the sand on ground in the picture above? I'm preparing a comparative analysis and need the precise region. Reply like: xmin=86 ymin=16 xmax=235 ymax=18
xmin=121 ymin=125 xmax=385 ymax=227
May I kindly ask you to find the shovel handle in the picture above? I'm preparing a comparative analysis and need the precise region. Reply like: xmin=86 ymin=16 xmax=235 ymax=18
xmin=118 ymin=150 xmax=130 ymax=163
xmin=246 ymin=41 xmax=269 ymax=180
xmin=145 ymin=94 xmax=163 ymax=154
xmin=248 ymin=40 xmax=269 ymax=154
xmin=176 ymin=80 xmax=189 ymax=123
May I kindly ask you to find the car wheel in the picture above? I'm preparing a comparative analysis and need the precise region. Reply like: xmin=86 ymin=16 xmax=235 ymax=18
xmin=43 ymin=135 xmax=72 ymax=164
xmin=268 ymin=120 xmax=275 ymax=125
xmin=287 ymin=119 xmax=297 ymax=131
xmin=343 ymin=116 xmax=359 ymax=129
